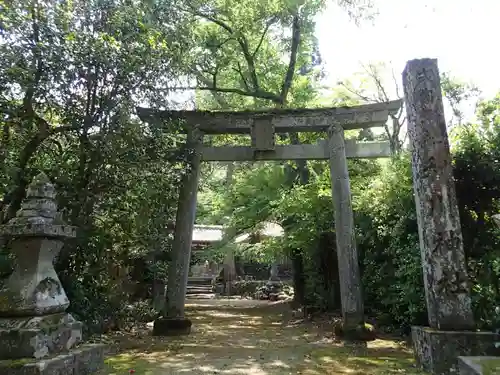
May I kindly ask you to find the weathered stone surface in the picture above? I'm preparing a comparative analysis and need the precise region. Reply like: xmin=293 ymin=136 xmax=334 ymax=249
xmin=25 ymin=174 xmax=57 ymax=200
xmin=403 ymin=58 xmax=475 ymax=331
xmin=458 ymin=356 xmax=484 ymax=375
xmin=0 ymin=238 xmax=70 ymax=316
xmin=251 ymin=117 xmax=275 ymax=151
xmin=152 ymin=318 xmax=192 ymax=336
xmin=200 ymin=140 xmax=391 ymax=161
xmin=327 ymin=124 xmax=364 ymax=330
xmin=5 ymin=173 xmax=74 ymax=235
xmin=0 ymin=343 xmax=106 ymax=375
xmin=492 ymin=214 xmax=500 ymax=228
xmin=72 ymin=344 xmax=106 ymax=375
xmin=137 ymin=99 xmax=402 ymax=134
xmin=163 ymin=128 xmax=203 ymax=320
xmin=0 ymin=173 xmax=76 ymax=318
xmin=1 ymin=224 xmax=76 ymax=238
xmin=0 ymin=313 xmax=82 ymax=359
xmin=412 ymin=326 xmax=498 ymax=375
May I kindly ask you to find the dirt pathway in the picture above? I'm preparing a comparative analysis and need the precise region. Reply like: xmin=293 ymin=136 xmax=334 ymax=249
xmin=100 ymin=299 xmax=425 ymax=375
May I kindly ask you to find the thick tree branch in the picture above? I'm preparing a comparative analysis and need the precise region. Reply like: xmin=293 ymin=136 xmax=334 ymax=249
xmin=234 ymin=63 xmax=250 ymax=91
xmin=188 ymin=9 xmax=234 ymax=34
xmin=279 ymin=14 xmax=301 ymax=104
xmin=194 ymin=73 xmax=230 ymax=108
xmin=238 ymin=35 xmax=260 ymax=90
xmin=188 ymin=8 xmax=261 ymax=92
xmin=22 ymin=2 xmax=43 ymax=115
xmin=4 ymin=123 xmax=80 ymax=222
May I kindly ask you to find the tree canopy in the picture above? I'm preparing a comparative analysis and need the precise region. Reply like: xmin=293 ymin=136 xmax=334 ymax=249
xmin=1 ymin=0 xmax=499 ymax=335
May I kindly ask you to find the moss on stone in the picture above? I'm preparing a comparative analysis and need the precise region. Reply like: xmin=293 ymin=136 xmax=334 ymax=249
xmin=38 ymin=314 xmax=64 ymax=331
xmin=478 ymin=358 xmax=500 ymax=375
xmin=334 ymin=322 xmax=377 ymax=341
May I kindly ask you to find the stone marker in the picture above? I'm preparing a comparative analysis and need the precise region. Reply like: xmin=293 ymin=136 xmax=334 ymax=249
xmin=403 ymin=58 xmax=497 ymax=374
xmin=0 ymin=173 xmax=106 ymax=374
xmin=269 ymin=262 xmax=280 ymax=281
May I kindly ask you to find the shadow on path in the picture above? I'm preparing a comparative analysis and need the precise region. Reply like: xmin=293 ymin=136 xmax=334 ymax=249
xmin=99 ymin=300 xmax=426 ymax=374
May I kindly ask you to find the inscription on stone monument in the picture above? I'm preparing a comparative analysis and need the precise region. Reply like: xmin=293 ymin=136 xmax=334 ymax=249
xmin=251 ymin=117 xmax=275 ymax=151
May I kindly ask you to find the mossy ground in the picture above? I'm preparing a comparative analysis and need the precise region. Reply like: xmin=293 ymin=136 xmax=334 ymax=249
xmin=0 ymin=358 xmax=36 ymax=368
xmin=301 ymin=341 xmax=425 ymax=374
xmin=97 ymin=299 xmax=428 ymax=375
xmin=477 ymin=358 xmax=500 ymax=375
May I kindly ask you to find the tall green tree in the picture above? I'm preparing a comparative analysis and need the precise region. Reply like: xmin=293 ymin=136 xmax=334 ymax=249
xmin=0 ymin=0 xmax=193 ymax=329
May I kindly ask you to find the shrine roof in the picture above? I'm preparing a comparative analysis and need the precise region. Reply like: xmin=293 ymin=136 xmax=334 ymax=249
xmin=192 ymin=225 xmax=224 ymax=243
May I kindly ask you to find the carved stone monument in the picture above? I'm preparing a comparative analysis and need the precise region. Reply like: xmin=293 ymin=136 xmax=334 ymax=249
xmin=0 ymin=173 xmax=106 ymax=374
xmin=403 ymin=58 xmax=498 ymax=374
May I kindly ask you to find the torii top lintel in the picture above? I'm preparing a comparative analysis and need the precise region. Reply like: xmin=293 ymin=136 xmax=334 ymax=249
xmin=136 ymin=99 xmax=402 ymax=134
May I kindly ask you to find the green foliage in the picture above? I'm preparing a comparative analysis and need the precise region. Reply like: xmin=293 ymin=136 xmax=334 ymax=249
xmin=355 ymin=155 xmax=426 ymax=328
xmin=0 ymin=0 xmax=189 ymax=331
xmin=451 ymin=95 xmax=500 ymax=328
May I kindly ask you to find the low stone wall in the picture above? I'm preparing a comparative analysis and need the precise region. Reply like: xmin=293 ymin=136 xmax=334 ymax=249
xmin=412 ymin=326 xmax=498 ymax=374
xmin=215 ymin=280 xmax=293 ymax=301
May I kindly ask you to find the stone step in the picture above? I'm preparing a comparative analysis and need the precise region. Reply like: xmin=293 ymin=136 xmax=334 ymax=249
xmin=188 ymin=276 xmax=214 ymax=285
xmin=186 ymin=293 xmax=215 ymax=300
xmin=186 ymin=285 xmax=213 ymax=294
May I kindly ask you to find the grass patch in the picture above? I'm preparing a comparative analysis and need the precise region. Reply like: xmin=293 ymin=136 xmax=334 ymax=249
xmin=101 ymin=353 xmax=156 ymax=375
xmin=478 ymin=358 xmax=500 ymax=375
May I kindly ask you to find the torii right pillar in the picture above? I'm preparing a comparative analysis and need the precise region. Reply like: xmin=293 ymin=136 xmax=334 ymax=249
xmin=403 ymin=58 xmax=498 ymax=375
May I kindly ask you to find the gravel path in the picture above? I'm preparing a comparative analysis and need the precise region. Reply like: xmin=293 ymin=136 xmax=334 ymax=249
xmin=104 ymin=299 xmax=326 ymax=374
xmin=101 ymin=298 xmax=422 ymax=375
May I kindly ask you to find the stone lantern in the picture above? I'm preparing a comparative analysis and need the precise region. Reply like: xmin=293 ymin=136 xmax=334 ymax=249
xmin=0 ymin=173 xmax=105 ymax=374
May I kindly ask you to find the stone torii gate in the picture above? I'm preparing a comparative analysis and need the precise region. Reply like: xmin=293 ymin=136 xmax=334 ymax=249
xmin=137 ymin=99 xmax=402 ymax=336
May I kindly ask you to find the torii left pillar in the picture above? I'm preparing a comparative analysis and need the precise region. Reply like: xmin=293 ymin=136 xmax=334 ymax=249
xmin=153 ymin=127 xmax=204 ymax=336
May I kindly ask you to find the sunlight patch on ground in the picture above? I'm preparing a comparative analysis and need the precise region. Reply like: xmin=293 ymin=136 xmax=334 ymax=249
xmin=99 ymin=303 xmax=428 ymax=375
xmin=301 ymin=339 xmax=426 ymax=375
